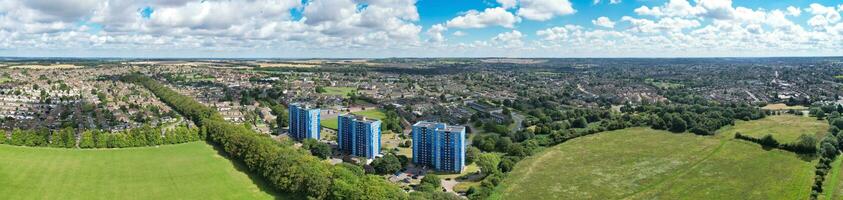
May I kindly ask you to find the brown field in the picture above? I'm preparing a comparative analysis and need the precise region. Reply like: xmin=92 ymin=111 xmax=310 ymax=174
xmin=10 ymin=64 xmax=83 ymax=69
xmin=762 ymin=103 xmax=808 ymax=110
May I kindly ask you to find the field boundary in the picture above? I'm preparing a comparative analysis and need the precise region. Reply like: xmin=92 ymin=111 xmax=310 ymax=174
xmin=823 ymin=157 xmax=843 ymax=200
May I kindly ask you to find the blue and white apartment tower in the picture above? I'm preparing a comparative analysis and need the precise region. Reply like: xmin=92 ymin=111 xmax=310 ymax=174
xmin=412 ymin=121 xmax=466 ymax=173
xmin=337 ymin=114 xmax=381 ymax=159
xmin=288 ymin=103 xmax=320 ymax=141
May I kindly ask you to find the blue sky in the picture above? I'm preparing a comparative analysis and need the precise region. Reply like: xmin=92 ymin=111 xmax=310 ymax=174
xmin=418 ymin=0 xmax=833 ymax=42
xmin=0 ymin=0 xmax=842 ymax=58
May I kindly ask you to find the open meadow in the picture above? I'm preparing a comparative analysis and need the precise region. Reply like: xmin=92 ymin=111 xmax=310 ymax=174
xmin=0 ymin=142 xmax=290 ymax=200
xmin=492 ymin=127 xmax=815 ymax=200
xmin=717 ymin=114 xmax=828 ymax=143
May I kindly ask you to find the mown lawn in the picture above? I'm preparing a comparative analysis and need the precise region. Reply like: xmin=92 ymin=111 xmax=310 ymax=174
xmin=321 ymin=109 xmax=386 ymax=130
xmin=0 ymin=142 xmax=293 ymax=200
xmin=717 ymin=114 xmax=828 ymax=143
xmin=321 ymin=119 xmax=340 ymax=130
xmin=492 ymin=127 xmax=814 ymax=200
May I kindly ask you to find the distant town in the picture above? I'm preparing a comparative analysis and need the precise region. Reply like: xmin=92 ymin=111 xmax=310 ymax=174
xmin=2 ymin=57 xmax=843 ymax=199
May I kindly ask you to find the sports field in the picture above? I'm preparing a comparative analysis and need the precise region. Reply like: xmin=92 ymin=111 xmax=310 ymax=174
xmin=492 ymin=127 xmax=814 ymax=200
xmin=0 ymin=142 xmax=291 ymax=200
xmin=717 ymin=114 xmax=828 ymax=143
xmin=320 ymin=86 xmax=357 ymax=97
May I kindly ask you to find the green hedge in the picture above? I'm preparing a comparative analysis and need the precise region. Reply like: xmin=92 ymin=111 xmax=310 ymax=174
xmin=0 ymin=125 xmax=201 ymax=148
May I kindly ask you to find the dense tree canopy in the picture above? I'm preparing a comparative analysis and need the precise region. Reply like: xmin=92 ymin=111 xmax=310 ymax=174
xmin=127 ymin=74 xmax=407 ymax=199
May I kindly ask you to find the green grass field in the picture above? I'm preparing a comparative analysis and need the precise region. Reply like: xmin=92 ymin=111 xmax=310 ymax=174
xmin=0 ymin=142 xmax=292 ymax=200
xmin=321 ymin=109 xmax=386 ymax=130
xmin=321 ymin=119 xmax=339 ymax=130
xmin=822 ymin=157 xmax=843 ymax=200
xmin=717 ymin=114 xmax=828 ymax=143
xmin=492 ymin=127 xmax=814 ymax=200
xmin=320 ymin=87 xmax=356 ymax=97
xmin=644 ymin=78 xmax=683 ymax=89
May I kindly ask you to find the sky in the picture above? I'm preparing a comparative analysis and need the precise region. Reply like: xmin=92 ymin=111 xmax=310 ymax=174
xmin=0 ymin=0 xmax=842 ymax=58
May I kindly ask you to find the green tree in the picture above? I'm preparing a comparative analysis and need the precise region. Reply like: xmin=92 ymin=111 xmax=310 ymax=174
xmin=466 ymin=146 xmax=481 ymax=164
xmin=371 ymin=154 xmax=402 ymax=174
xmin=271 ymin=105 xmax=289 ymax=128
xmin=476 ymin=153 xmax=501 ymax=176
xmin=795 ymin=134 xmax=818 ymax=149
xmin=668 ymin=116 xmax=687 ymax=133
xmin=302 ymin=138 xmax=332 ymax=159
xmin=821 ymin=142 xmax=838 ymax=158
xmin=79 ymin=130 xmax=95 ymax=148
xmin=499 ymin=157 xmax=516 ymax=173
xmin=418 ymin=174 xmax=441 ymax=192
xmin=571 ymin=117 xmax=588 ymax=128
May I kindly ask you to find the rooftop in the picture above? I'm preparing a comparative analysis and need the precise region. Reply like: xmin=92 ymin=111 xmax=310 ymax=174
xmin=290 ymin=103 xmax=318 ymax=110
xmin=340 ymin=113 xmax=380 ymax=123
xmin=413 ymin=121 xmax=465 ymax=133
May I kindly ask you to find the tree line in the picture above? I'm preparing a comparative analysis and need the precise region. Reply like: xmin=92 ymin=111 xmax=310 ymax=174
xmin=810 ymin=117 xmax=843 ymax=199
xmin=734 ymin=133 xmax=818 ymax=154
xmin=0 ymin=125 xmax=200 ymax=148
xmin=125 ymin=74 xmax=409 ymax=199
xmin=621 ymin=102 xmax=766 ymax=135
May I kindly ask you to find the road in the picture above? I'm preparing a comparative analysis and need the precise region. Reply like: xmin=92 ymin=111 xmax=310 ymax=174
xmin=511 ymin=112 xmax=525 ymax=132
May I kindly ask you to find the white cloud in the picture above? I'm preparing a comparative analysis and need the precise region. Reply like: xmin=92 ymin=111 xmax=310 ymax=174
xmin=622 ymin=16 xmax=701 ymax=33
xmin=592 ymin=16 xmax=615 ymax=28
xmin=697 ymin=0 xmax=735 ymax=19
xmin=446 ymin=7 xmax=520 ymax=28
xmin=786 ymin=6 xmax=801 ymax=16
xmin=805 ymin=3 xmax=842 ymax=30
xmin=0 ymin=0 xmax=424 ymax=56
xmin=497 ymin=0 xmax=518 ymax=9
xmin=633 ymin=0 xmax=737 ymax=20
xmin=427 ymin=24 xmax=447 ymax=42
xmin=536 ymin=25 xmax=583 ymax=41
xmin=0 ymin=0 xmax=842 ymax=57
xmin=516 ymin=0 xmax=576 ymax=21
xmin=634 ymin=0 xmax=703 ymax=18
xmin=491 ymin=30 xmax=524 ymax=48
xmin=593 ymin=0 xmax=621 ymax=5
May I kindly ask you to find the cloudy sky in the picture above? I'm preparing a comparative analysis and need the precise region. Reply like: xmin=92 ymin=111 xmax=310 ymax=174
xmin=0 ymin=0 xmax=841 ymax=58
